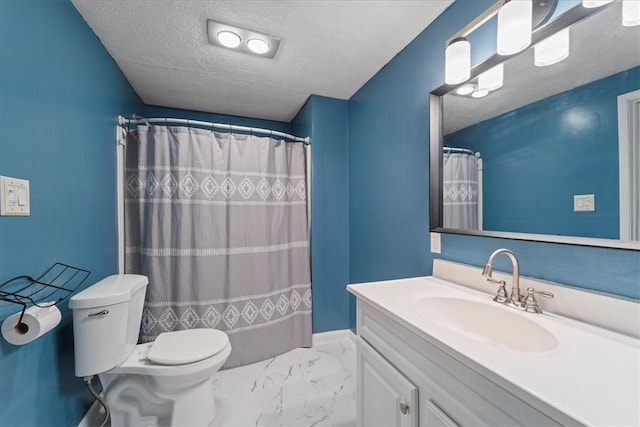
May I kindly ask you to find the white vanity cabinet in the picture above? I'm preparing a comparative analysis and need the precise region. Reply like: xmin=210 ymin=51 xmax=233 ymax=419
xmin=356 ymin=301 xmax=566 ymax=427
xmin=350 ymin=261 xmax=640 ymax=426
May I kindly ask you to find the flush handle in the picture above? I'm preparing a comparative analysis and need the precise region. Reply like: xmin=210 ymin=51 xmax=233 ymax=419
xmin=88 ymin=309 xmax=109 ymax=318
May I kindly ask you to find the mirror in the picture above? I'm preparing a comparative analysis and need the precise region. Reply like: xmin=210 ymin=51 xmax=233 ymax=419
xmin=430 ymin=1 xmax=640 ymax=249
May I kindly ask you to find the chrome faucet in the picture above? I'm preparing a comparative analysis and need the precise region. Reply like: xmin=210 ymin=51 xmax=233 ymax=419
xmin=482 ymin=248 xmax=522 ymax=306
xmin=481 ymin=249 xmax=554 ymax=313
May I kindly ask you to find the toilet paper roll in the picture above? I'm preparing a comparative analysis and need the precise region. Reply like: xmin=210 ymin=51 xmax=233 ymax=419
xmin=1 ymin=303 xmax=62 ymax=345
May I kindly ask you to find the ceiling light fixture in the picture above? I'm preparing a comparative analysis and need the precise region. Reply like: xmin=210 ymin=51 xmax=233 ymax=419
xmin=217 ymin=31 xmax=241 ymax=48
xmin=478 ymin=64 xmax=504 ymax=91
xmin=207 ymin=20 xmax=280 ymax=58
xmin=582 ymin=0 xmax=614 ymax=8
xmin=471 ymin=89 xmax=489 ymax=98
xmin=456 ymin=84 xmax=476 ymax=95
xmin=247 ymin=38 xmax=270 ymax=54
xmin=497 ymin=0 xmax=533 ymax=56
xmin=534 ymin=28 xmax=570 ymax=66
xmin=445 ymin=37 xmax=471 ymax=85
xmin=623 ymin=0 xmax=640 ymax=26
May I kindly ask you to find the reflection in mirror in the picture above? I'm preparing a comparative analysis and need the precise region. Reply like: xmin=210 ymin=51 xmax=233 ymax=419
xmin=439 ymin=1 xmax=640 ymax=243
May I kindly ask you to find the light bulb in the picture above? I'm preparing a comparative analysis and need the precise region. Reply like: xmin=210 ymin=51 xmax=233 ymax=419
xmin=623 ymin=0 xmax=640 ymax=26
xmin=497 ymin=0 xmax=533 ymax=56
xmin=217 ymin=31 xmax=241 ymax=48
xmin=582 ymin=0 xmax=614 ymax=7
xmin=535 ymin=28 xmax=570 ymax=66
xmin=472 ymin=89 xmax=489 ymax=98
xmin=456 ymin=84 xmax=475 ymax=95
xmin=247 ymin=38 xmax=270 ymax=54
xmin=445 ymin=38 xmax=471 ymax=85
xmin=478 ymin=64 xmax=504 ymax=91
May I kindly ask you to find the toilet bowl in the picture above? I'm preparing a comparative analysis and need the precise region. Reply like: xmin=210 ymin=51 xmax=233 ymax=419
xmin=69 ymin=275 xmax=231 ymax=427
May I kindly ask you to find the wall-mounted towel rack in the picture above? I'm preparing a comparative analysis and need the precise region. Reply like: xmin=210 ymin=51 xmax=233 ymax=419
xmin=0 ymin=263 xmax=90 ymax=326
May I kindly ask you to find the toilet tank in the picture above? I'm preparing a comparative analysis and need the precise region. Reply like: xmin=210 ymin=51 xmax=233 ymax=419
xmin=69 ymin=274 xmax=148 ymax=377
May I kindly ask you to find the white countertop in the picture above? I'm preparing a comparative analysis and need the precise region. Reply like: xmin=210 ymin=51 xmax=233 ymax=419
xmin=348 ymin=276 xmax=640 ymax=426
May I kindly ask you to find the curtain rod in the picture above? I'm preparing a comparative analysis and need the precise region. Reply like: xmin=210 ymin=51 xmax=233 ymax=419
xmin=117 ymin=115 xmax=310 ymax=144
xmin=443 ymin=146 xmax=479 ymax=156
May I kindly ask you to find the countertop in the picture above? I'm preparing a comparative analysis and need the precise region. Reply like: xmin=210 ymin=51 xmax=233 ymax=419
xmin=348 ymin=276 xmax=640 ymax=426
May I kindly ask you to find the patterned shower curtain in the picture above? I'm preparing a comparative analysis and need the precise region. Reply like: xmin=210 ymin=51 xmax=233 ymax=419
xmin=443 ymin=152 xmax=479 ymax=230
xmin=124 ymin=125 xmax=312 ymax=368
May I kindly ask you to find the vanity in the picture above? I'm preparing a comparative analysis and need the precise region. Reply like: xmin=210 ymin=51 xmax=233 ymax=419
xmin=347 ymin=259 xmax=640 ymax=426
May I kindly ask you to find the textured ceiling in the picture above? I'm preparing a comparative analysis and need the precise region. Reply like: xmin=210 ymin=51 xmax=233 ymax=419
xmin=71 ymin=0 xmax=453 ymax=122
xmin=444 ymin=1 xmax=640 ymax=135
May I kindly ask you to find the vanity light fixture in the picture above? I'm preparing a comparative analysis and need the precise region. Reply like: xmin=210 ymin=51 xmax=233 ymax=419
xmin=445 ymin=37 xmax=471 ymax=85
xmin=478 ymin=64 xmax=504 ymax=91
xmin=456 ymin=84 xmax=476 ymax=95
xmin=534 ymin=28 xmax=570 ymax=66
xmin=622 ymin=0 xmax=640 ymax=27
xmin=471 ymin=89 xmax=489 ymax=98
xmin=582 ymin=0 xmax=614 ymax=8
xmin=497 ymin=0 xmax=533 ymax=56
xmin=444 ymin=0 xmax=557 ymax=92
xmin=207 ymin=20 xmax=280 ymax=59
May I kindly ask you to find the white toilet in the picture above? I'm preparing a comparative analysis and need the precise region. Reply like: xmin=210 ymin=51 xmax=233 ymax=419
xmin=69 ymin=274 xmax=231 ymax=426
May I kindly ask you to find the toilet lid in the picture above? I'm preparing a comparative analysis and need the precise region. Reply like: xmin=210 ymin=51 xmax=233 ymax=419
xmin=147 ymin=329 xmax=229 ymax=365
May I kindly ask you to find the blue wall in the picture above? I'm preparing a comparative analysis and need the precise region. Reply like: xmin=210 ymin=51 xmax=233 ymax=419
xmin=0 ymin=0 xmax=143 ymax=425
xmin=292 ymin=96 xmax=351 ymax=333
xmin=445 ymin=67 xmax=640 ymax=239
xmin=143 ymin=105 xmax=293 ymax=133
xmin=348 ymin=0 xmax=640 ymax=303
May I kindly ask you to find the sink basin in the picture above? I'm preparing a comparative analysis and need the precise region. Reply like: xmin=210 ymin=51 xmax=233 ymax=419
xmin=413 ymin=297 xmax=558 ymax=352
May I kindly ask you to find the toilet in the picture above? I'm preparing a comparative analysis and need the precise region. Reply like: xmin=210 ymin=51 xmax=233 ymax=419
xmin=69 ymin=274 xmax=231 ymax=426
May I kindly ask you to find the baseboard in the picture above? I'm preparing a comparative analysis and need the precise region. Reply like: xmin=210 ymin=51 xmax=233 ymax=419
xmin=312 ymin=329 xmax=356 ymax=346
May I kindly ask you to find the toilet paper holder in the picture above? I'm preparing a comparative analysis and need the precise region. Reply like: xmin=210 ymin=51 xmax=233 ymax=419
xmin=0 ymin=263 xmax=90 ymax=327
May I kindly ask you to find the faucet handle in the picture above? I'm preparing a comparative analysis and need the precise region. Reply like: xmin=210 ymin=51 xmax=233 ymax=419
xmin=523 ymin=287 xmax=554 ymax=313
xmin=487 ymin=278 xmax=509 ymax=303
xmin=485 ymin=276 xmax=506 ymax=286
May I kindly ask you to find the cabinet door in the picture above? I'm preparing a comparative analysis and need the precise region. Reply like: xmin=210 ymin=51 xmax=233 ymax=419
xmin=422 ymin=399 xmax=460 ymax=427
xmin=357 ymin=337 xmax=418 ymax=427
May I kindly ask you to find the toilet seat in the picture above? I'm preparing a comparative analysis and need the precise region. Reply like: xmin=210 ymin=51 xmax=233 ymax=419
xmin=148 ymin=329 xmax=229 ymax=365
xmin=106 ymin=330 xmax=231 ymax=377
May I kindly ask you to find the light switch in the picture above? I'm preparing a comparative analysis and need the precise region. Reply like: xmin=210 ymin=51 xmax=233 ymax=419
xmin=7 ymin=187 xmax=16 ymax=205
xmin=573 ymin=194 xmax=595 ymax=212
xmin=17 ymin=188 xmax=27 ymax=206
xmin=0 ymin=176 xmax=30 ymax=216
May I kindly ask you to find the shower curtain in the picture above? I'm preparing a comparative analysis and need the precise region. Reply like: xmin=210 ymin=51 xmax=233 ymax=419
xmin=443 ymin=152 xmax=479 ymax=230
xmin=124 ymin=125 xmax=311 ymax=368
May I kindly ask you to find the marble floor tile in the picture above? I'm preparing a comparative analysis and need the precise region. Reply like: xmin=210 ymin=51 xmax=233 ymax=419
xmin=211 ymin=338 xmax=357 ymax=427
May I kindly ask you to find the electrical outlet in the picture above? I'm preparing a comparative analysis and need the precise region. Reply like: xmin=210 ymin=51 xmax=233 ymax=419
xmin=430 ymin=232 xmax=441 ymax=254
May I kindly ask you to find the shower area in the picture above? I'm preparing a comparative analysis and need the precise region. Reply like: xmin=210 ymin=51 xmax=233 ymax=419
xmin=442 ymin=147 xmax=483 ymax=230
xmin=116 ymin=116 xmax=312 ymax=368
